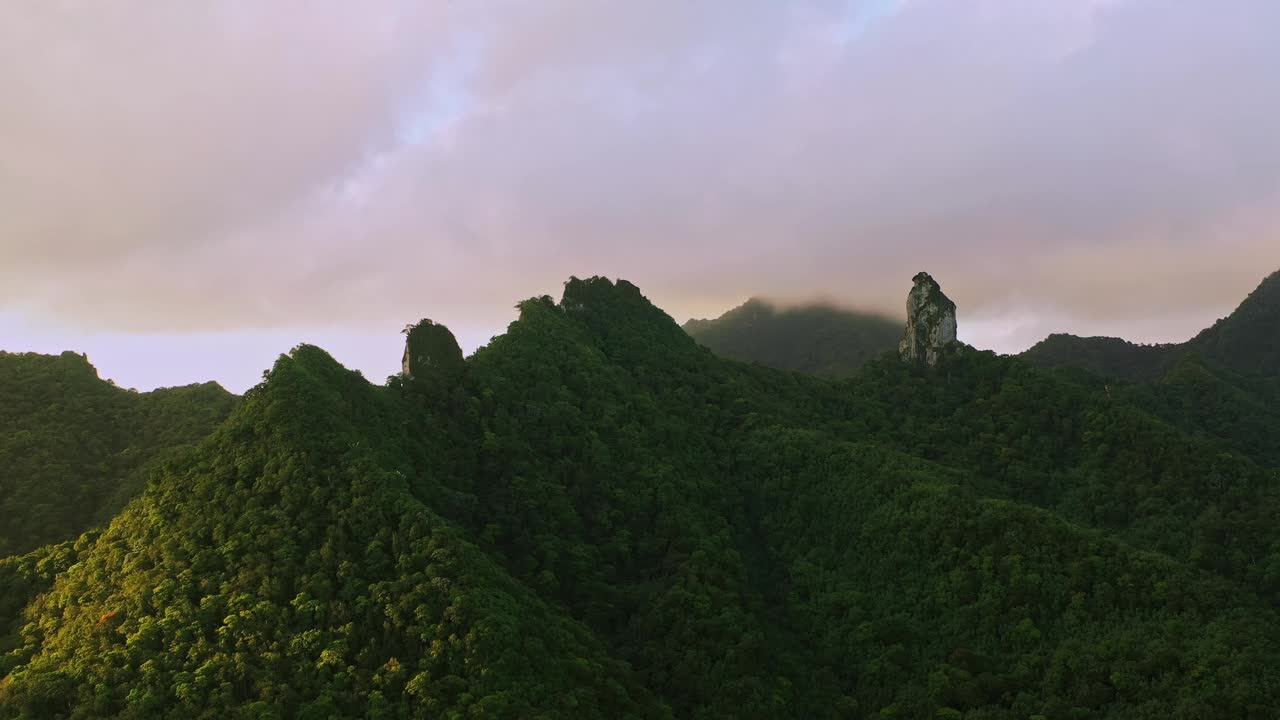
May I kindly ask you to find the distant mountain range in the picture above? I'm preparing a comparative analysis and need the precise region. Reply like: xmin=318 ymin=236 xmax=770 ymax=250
xmin=686 ymin=270 xmax=1280 ymax=384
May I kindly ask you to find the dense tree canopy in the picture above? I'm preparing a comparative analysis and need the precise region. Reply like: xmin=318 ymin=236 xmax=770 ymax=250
xmin=0 ymin=351 xmax=237 ymax=556
xmin=2 ymin=273 xmax=1279 ymax=718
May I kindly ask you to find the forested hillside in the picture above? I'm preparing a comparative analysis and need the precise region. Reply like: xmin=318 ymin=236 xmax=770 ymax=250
xmin=1017 ymin=335 xmax=1176 ymax=382
xmin=1020 ymin=271 xmax=1280 ymax=382
xmin=0 ymin=351 xmax=238 ymax=556
xmin=2 ymin=275 xmax=1279 ymax=718
xmin=683 ymin=298 xmax=900 ymax=377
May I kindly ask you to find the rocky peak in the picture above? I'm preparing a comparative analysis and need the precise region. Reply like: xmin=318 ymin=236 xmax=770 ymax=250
xmin=557 ymin=276 xmax=694 ymax=354
xmin=401 ymin=319 xmax=465 ymax=385
xmin=899 ymin=272 xmax=958 ymax=366
xmin=560 ymin=276 xmax=648 ymax=314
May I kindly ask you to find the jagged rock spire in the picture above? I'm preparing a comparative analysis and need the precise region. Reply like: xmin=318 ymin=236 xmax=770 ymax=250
xmin=899 ymin=272 xmax=957 ymax=366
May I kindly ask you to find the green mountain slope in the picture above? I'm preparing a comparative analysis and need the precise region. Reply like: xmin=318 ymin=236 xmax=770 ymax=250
xmin=0 ymin=351 xmax=238 ymax=556
xmin=1184 ymin=270 xmax=1280 ymax=376
xmin=3 ymin=276 xmax=1280 ymax=718
xmin=1017 ymin=334 xmax=1176 ymax=382
xmin=460 ymin=285 xmax=1280 ymax=715
xmin=1021 ymin=270 xmax=1280 ymax=382
xmin=683 ymin=298 xmax=900 ymax=377
xmin=0 ymin=345 xmax=665 ymax=720
xmin=1119 ymin=354 xmax=1280 ymax=467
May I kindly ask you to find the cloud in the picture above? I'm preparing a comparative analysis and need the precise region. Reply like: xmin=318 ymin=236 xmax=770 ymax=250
xmin=2 ymin=0 xmax=1278 ymax=388
xmin=1 ymin=2 xmax=455 ymax=297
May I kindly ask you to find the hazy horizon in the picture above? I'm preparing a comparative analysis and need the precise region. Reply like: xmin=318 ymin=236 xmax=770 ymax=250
xmin=4 ymin=267 xmax=1267 ymax=394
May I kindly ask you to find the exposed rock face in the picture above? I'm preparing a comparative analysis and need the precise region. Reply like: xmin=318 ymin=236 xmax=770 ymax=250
xmin=402 ymin=319 xmax=465 ymax=385
xmin=899 ymin=272 xmax=957 ymax=366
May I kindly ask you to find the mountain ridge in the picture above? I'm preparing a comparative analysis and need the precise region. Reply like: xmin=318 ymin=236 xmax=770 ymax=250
xmin=0 ymin=350 xmax=239 ymax=556
xmin=1021 ymin=269 xmax=1280 ymax=382
xmin=1 ymin=344 xmax=667 ymax=718
xmin=3 ymin=274 xmax=1280 ymax=717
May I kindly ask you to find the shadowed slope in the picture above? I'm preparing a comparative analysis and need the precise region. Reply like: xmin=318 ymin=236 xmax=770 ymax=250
xmin=1021 ymin=270 xmax=1280 ymax=382
xmin=684 ymin=298 xmax=900 ymax=377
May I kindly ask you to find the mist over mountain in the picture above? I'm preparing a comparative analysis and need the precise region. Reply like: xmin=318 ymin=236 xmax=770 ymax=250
xmin=688 ymin=270 xmax=1280 ymax=388
xmin=2 ymin=273 xmax=1280 ymax=718
xmin=683 ymin=299 xmax=901 ymax=377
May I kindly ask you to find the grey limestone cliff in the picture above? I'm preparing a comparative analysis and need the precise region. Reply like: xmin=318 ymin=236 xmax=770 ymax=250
xmin=899 ymin=272 xmax=958 ymax=366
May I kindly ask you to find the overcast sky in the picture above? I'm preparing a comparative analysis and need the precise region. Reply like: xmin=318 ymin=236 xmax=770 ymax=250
xmin=3 ymin=1 xmax=1278 ymax=392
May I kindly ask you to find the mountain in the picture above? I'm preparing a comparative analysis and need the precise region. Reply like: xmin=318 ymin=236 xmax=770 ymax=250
xmin=1183 ymin=270 xmax=1280 ymax=375
xmin=1017 ymin=334 xmax=1176 ymax=382
xmin=0 ymin=343 xmax=664 ymax=719
xmin=683 ymin=298 xmax=900 ymax=377
xmin=3 ymin=275 xmax=1280 ymax=718
xmin=1021 ymin=270 xmax=1280 ymax=382
xmin=0 ymin=351 xmax=238 ymax=556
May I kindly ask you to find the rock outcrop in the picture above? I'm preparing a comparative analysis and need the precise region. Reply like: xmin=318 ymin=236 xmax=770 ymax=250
xmin=401 ymin=319 xmax=465 ymax=387
xmin=899 ymin=272 xmax=957 ymax=366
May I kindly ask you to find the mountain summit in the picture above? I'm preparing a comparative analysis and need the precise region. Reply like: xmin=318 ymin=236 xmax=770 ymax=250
xmin=682 ymin=298 xmax=900 ymax=377
xmin=898 ymin=272 xmax=958 ymax=366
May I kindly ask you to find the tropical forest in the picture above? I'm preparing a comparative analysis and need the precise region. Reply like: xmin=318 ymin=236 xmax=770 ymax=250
xmin=2 ymin=270 xmax=1279 ymax=719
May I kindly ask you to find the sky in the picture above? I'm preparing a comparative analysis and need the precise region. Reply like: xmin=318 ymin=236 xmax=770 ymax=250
xmin=2 ymin=0 xmax=1278 ymax=393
